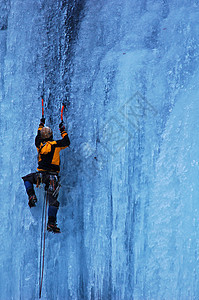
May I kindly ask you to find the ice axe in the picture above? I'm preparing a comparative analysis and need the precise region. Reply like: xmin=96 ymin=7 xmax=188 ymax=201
xmin=59 ymin=103 xmax=67 ymax=133
xmin=60 ymin=103 xmax=66 ymax=124
xmin=42 ymin=98 xmax=44 ymax=118
xmin=41 ymin=97 xmax=45 ymax=123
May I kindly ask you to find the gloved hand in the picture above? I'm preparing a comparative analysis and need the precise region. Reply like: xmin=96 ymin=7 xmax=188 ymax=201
xmin=59 ymin=121 xmax=65 ymax=133
xmin=40 ymin=117 xmax=45 ymax=125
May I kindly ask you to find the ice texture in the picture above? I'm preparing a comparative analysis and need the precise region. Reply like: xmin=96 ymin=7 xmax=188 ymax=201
xmin=1 ymin=0 xmax=199 ymax=299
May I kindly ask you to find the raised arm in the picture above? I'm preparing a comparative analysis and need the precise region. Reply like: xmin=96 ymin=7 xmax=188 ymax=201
xmin=35 ymin=118 xmax=45 ymax=148
xmin=55 ymin=122 xmax=70 ymax=148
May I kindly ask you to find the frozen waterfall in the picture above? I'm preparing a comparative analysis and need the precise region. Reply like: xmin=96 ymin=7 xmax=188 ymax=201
xmin=1 ymin=0 xmax=199 ymax=299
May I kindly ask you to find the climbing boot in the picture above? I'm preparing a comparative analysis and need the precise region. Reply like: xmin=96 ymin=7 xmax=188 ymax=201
xmin=47 ymin=221 xmax=61 ymax=233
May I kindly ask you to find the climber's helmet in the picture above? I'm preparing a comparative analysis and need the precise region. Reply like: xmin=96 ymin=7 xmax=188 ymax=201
xmin=40 ymin=127 xmax=53 ymax=140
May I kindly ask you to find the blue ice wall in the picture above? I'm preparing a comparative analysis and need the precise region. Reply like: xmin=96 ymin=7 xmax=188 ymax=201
xmin=1 ymin=0 xmax=199 ymax=299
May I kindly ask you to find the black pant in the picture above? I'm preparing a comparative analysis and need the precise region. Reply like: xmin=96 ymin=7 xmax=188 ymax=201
xmin=22 ymin=172 xmax=60 ymax=220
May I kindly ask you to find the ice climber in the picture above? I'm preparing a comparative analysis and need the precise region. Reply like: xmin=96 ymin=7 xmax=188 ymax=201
xmin=22 ymin=117 xmax=70 ymax=233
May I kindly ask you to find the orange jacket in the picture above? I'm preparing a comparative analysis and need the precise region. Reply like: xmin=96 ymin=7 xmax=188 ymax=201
xmin=35 ymin=124 xmax=70 ymax=172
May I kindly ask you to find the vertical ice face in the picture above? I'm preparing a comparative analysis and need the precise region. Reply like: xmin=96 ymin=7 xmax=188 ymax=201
xmin=69 ymin=1 xmax=199 ymax=299
xmin=1 ymin=0 xmax=199 ymax=299
xmin=0 ymin=1 xmax=48 ymax=299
